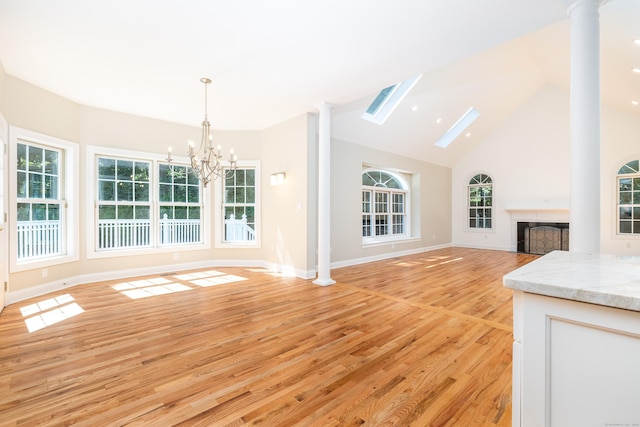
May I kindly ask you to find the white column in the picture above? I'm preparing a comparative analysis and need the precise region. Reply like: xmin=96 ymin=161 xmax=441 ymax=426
xmin=564 ymin=0 xmax=604 ymax=254
xmin=313 ymin=102 xmax=336 ymax=286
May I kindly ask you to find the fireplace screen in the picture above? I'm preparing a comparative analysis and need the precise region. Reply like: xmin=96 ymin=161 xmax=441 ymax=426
xmin=518 ymin=222 xmax=569 ymax=255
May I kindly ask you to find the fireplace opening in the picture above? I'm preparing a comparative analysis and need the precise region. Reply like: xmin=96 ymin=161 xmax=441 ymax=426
xmin=517 ymin=222 xmax=569 ymax=255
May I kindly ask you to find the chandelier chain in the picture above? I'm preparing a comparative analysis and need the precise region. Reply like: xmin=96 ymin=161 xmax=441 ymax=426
xmin=203 ymin=79 xmax=208 ymax=122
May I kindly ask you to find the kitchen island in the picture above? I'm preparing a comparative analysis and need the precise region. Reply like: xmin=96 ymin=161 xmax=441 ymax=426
xmin=504 ymin=251 xmax=640 ymax=427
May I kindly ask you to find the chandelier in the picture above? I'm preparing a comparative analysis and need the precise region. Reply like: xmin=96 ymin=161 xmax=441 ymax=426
xmin=169 ymin=77 xmax=237 ymax=187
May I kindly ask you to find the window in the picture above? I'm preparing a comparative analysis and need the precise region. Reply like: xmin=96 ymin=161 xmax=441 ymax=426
xmin=434 ymin=107 xmax=480 ymax=148
xmin=10 ymin=127 xmax=79 ymax=272
xmin=222 ymin=167 xmax=257 ymax=243
xmin=468 ymin=174 xmax=493 ymax=229
xmin=97 ymin=157 xmax=151 ymax=249
xmin=214 ymin=161 xmax=260 ymax=247
xmin=362 ymin=169 xmax=408 ymax=241
xmin=158 ymin=163 xmax=201 ymax=245
xmin=617 ymin=160 xmax=640 ymax=234
xmin=87 ymin=147 xmax=208 ymax=258
xmin=17 ymin=142 xmax=63 ymax=258
xmin=362 ymin=74 xmax=422 ymax=125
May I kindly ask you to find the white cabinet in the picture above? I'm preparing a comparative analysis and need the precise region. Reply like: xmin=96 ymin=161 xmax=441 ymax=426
xmin=504 ymin=251 xmax=640 ymax=426
xmin=512 ymin=291 xmax=640 ymax=426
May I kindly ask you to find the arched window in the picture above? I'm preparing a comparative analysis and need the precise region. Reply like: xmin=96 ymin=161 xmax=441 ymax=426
xmin=362 ymin=169 xmax=409 ymax=240
xmin=468 ymin=174 xmax=493 ymax=229
xmin=617 ymin=160 xmax=640 ymax=234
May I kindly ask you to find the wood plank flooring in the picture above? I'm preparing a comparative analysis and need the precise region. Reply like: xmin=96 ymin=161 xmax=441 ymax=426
xmin=0 ymin=247 xmax=538 ymax=426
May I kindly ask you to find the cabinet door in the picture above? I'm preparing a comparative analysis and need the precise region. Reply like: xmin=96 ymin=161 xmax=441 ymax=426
xmin=521 ymin=293 xmax=640 ymax=427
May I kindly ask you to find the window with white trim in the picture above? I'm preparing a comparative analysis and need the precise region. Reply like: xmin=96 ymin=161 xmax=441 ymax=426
xmin=158 ymin=163 xmax=201 ymax=245
xmin=468 ymin=174 xmax=493 ymax=229
xmin=222 ymin=168 xmax=256 ymax=243
xmin=362 ymin=169 xmax=409 ymax=241
xmin=617 ymin=160 xmax=640 ymax=235
xmin=17 ymin=142 xmax=64 ymax=258
xmin=214 ymin=161 xmax=260 ymax=247
xmin=97 ymin=157 xmax=151 ymax=249
xmin=87 ymin=147 xmax=207 ymax=257
xmin=10 ymin=127 xmax=79 ymax=272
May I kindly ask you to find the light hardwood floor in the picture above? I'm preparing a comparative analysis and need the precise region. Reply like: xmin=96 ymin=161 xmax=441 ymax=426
xmin=0 ymin=247 xmax=538 ymax=426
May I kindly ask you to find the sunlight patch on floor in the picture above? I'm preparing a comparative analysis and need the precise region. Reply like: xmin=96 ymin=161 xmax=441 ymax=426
xmin=424 ymin=257 xmax=464 ymax=268
xmin=393 ymin=261 xmax=423 ymax=267
xmin=20 ymin=294 xmax=85 ymax=333
xmin=188 ymin=274 xmax=248 ymax=287
xmin=173 ymin=270 xmax=226 ymax=281
xmin=112 ymin=277 xmax=192 ymax=299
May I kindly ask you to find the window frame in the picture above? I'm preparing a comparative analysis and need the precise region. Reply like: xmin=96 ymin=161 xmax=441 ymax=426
xmin=361 ymin=168 xmax=410 ymax=245
xmin=616 ymin=160 xmax=640 ymax=236
xmin=9 ymin=127 xmax=79 ymax=272
xmin=467 ymin=173 xmax=493 ymax=231
xmin=96 ymin=156 xmax=152 ymax=250
xmin=214 ymin=160 xmax=261 ymax=248
xmin=86 ymin=146 xmax=210 ymax=259
xmin=157 ymin=162 xmax=203 ymax=246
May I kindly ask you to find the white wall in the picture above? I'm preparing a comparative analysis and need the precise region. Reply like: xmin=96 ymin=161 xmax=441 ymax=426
xmin=261 ymin=113 xmax=316 ymax=277
xmin=600 ymin=105 xmax=640 ymax=254
xmin=453 ymin=83 xmax=640 ymax=256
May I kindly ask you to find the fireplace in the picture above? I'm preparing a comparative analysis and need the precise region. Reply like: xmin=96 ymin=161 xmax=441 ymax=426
xmin=517 ymin=222 xmax=569 ymax=255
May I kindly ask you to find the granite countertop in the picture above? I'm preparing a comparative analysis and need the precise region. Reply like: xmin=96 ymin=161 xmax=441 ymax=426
xmin=503 ymin=250 xmax=640 ymax=311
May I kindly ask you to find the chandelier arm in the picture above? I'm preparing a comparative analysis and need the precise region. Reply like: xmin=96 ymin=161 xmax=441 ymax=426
xmin=182 ymin=77 xmax=237 ymax=188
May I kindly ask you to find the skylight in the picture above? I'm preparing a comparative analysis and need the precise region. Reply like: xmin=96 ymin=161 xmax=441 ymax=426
xmin=362 ymin=74 xmax=422 ymax=125
xmin=434 ymin=107 xmax=480 ymax=148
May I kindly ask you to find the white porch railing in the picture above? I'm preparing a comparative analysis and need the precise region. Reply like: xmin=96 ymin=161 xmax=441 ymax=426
xmin=225 ymin=214 xmax=256 ymax=242
xmin=17 ymin=220 xmax=62 ymax=259
xmin=97 ymin=217 xmax=202 ymax=249
xmin=98 ymin=219 xmax=152 ymax=249
xmin=18 ymin=217 xmax=205 ymax=256
xmin=160 ymin=215 xmax=201 ymax=245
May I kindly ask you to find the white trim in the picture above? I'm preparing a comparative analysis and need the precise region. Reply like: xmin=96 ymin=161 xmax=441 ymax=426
xmin=0 ymin=114 xmax=7 ymax=310
xmin=361 ymin=168 xmax=411 ymax=241
xmin=331 ymin=243 xmax=451 ymax=269
xmin=214 ymin=160 xmax=261 ymax=249
xmin=9 ymin=127 xmax=80 ymax=272
xmin=466 ymin=172 xmax=494 ymax=232
xmin=452 ymin=242 xmax=512 ymax=252
xmin=6 ymin=257 xmax=301 ymax=305
xmin=85 ymin=145 xmax=211 ymax=259
xmin=362 ymin=236 xmax=420 ymax=248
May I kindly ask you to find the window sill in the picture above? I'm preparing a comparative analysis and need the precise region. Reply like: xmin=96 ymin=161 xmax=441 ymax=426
xmin=12 ymin=253 xmax=79 ymax=273
xmin=215 ymin=241 xmax=261 ymax=249
xmin=86 ymin=242 xmax=210 ymax=259
xmin=465 ymin=227 xmax=495 ymax=233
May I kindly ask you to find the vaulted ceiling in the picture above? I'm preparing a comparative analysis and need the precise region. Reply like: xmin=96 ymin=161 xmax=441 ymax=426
xmin=0 ymin=0 xmax=638 ymax=167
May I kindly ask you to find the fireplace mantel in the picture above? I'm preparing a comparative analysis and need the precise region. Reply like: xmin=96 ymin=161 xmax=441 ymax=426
xmin=504 ymin=205 xmax=569 ymax=213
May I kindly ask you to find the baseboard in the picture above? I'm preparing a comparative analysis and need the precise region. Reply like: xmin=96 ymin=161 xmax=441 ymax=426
xmin=6 ymin=258 xmax=314 ymax=305
xmin=8 ymin=245 xmax=488 ymax=305
xmin=330 ymin=243 xmax=452 ymax=270
xmin=452 ymin=242 xmax=513 ymax=252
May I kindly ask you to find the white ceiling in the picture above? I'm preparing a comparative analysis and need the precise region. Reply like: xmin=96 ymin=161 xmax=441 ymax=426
xmin=0 ymin=0 xmax=638 ymax=167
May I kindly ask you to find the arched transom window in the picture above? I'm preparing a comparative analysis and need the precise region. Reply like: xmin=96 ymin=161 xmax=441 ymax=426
xmin=617 ymin=160 xmax=640 ymax=235
xmin=362 ymin=170 xmax=409 ymax=240
xmin=468 ymin=174 xmax=493 ymax=229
